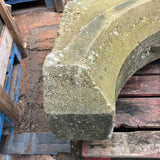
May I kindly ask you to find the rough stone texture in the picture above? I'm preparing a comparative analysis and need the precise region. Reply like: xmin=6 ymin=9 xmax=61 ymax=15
xmin=43 ymin=0 xmax=160 ymax=140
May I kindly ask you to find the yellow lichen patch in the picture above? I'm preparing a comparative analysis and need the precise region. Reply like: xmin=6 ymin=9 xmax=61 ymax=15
xmin=54 ymin=0 xmax=127 ymax=51
xmin=88 ymin=0 xmax=160 ymax=106
xmin=43 ymin=0 xmax=160 ymax=140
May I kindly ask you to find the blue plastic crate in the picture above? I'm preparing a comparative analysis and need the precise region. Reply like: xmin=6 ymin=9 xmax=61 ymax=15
xmin=5 ymin=0 xmax=38 ymax=5
xmin=0 ymin=43 xmax=22 ymax=160
xmin=5 ymin=0 xmax=55 ymax=8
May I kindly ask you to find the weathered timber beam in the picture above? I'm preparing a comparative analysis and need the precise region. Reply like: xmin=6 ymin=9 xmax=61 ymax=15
xmin=0 ymin=85 xmax=21 ymax=126
xmin=0 ymin=0 xmax=27 ymax=58
xmin=82 ymin=131 xmax=160 ymax=158
xmin=0 ymin=26 xmax=13 ymax=87
xmin=5 ymin=4 xmax=11 ymax=14
xmin=0 ymin=133 xmax=71 ymax=155
xmin=43 ymin=0 xmax=160 ymax=140
xmin=12 ymin=155 xmax=56 ymax=160
xmin=119 ymin=76 xmax=160 ymax=97
xmin=115 ymin=98 xmax=160 ymax=128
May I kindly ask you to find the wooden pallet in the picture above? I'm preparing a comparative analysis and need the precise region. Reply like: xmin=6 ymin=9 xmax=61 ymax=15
xmin=82 ymin=59 xmax=160 ymax=159
xmin=0 ymin=1 xmax=27 ymax=58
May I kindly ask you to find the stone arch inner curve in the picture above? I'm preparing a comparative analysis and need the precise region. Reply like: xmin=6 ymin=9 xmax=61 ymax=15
xmin=43 ymin=0 xmax=160 ymax=141
xmin=116 ymin=31 xmax=160 ymax=101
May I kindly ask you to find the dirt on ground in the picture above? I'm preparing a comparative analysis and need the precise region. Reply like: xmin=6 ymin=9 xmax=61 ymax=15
xmin=14 ymin=9 xmax=61 ymax=134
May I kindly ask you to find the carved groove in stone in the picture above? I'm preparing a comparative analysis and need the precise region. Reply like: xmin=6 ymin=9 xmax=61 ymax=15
xmin=43 ymin=0 xmax=160 ymax=140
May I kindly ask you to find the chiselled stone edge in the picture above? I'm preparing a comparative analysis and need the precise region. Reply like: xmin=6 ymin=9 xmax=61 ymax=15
xmin=46 ymin=113 xmax=114 ymax=141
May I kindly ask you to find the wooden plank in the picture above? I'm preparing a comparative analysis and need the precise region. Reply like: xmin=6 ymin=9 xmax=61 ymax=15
xmin=12 ymin=155 xmax=55 ymax=160
xmin=119 ymin=75 xmax=160 ymax=97
xmin=84 ymin=158 xmax=111 ymax=160
xmin=0 ymin=26 xmax=13 ymax=87
xmin=54 ymin=0 xmax=64 ymax=12
xmin=84 ymin=159 xmax=150 ymax=160
xmin=115 ymin=98 xmax=160 ymax=128
xmin=5 ymin=4 xmax=11 ymax=14
xmin=135 ymin=59 xmax=160 ymax=75
xmin=82 ymin=131 xmax=160 ymax=158
xmin=0 ymin=133 xmax=71 ymax=155
xmin=0 ymin=0 xmax=27 ymax=58
xmin=9 ymin=63 xmax=20 ymax=101
xmin=0 ymin=85 xmax=21 ymax=126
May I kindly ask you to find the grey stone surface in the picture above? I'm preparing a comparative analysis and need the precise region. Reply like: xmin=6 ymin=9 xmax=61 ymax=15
xmin=43 ymin=0 xmax=160 ymax=140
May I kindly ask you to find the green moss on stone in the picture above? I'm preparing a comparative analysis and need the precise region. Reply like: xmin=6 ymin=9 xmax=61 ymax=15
xmin=43 ymin=0 xmax=160 ymax=140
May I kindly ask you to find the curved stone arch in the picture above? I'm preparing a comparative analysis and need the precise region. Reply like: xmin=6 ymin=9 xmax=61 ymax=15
xmin=54 ymin=0 xmax=128 ymax=51
xmin=43 ymin=0 xmax=160 ymax=140
xmin=116 ymin=31 xmax=160 ymax=100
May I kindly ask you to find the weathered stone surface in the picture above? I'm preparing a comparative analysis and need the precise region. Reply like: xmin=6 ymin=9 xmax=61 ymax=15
xmin=43 ymin=0 xmax=160 ymax=140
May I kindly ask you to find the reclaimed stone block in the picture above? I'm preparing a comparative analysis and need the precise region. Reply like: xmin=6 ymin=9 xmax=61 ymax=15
xmin=43 ymin=0 xmax=160 ymax=140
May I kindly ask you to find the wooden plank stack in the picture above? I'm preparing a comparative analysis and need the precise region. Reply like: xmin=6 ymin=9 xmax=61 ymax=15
xmin=82 ymin=59 xmax=160 ymax=159
xmin=0 ymin=1 xmax=25 ymax=123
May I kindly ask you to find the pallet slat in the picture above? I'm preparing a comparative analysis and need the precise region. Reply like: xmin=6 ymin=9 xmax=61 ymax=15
xmin=119 ymin=75 xmax=160 ymax=97
xmin=82 ymin=131 xmax=160 ymax=158
xmin=0 ymin=0 xmax=27 ymax=58
xmin=0 ymin=133 xmax=71 ymax=155
xmin=0 ymin=26 xmax=13 ymax=87
xmin=115 ymin=98 xmax=160 ymax=128
xmin=135 ymin=59 xmax=160 ymax=75
xmin=0 ymin=85 xmax=21 ymax=127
